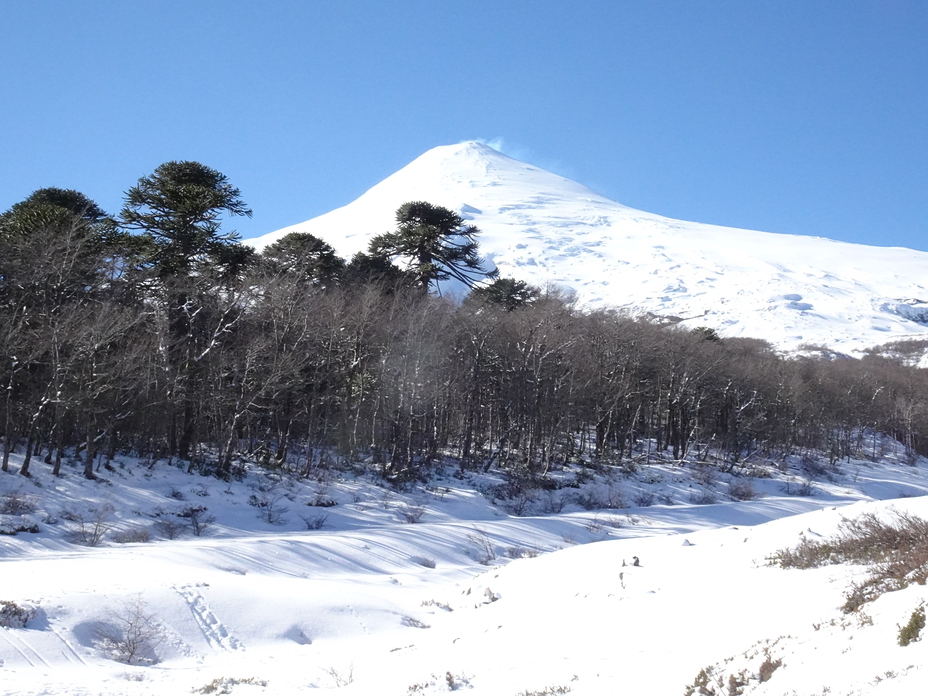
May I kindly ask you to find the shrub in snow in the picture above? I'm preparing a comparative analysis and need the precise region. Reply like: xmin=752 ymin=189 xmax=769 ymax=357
xmin=111 ymin=526 xmax=152 ymax=544
xmin=770 ymin=510 xmax=928 ymax=611
xmin=691 ymin=463 xmax=718 ymax=488
xmin=398 ymin=503 xmax=426 ymax=523
xmin=0 ymin=515 xmax=40 ymax=535
xmin=898 ymin=605 xmax=925 ymax=646
xmin=0 ymin=490 xmax=37 ymax=515
xmin=300 ymin=513 xmax=329 ymax=530
xmin=499 ymin=486 xmax=539 ymax=516
xmin=68 ymin=505 xmax=115 ymax=546
xmin=0 ymin=600 xmax=37 ymax=628
xmin=726 ymin=671 xmax=749 ymax=695
xmin=93 ymin=595 xmax=163 ymax=665
xmin=155 ymin=517 xmax=186 ymax=539
xmin=757 ymin=655 xmax=782 ymax=682
xmin=515 ymin=685 xmax=571 ymax=695
xmin=249 ymin=491 xmax=289 ymax=524
xmin=195 ymin=676 xmax=268 ymax=694
xmin=466 ymin=527 xmax=496 ymax=564
xmin=727 ymin=478 xmax=758 ymax=501
xmin=505 ymin=545 xmax=540 ymax=559
xmin=407 ymin=671 xmax=471 ymax=692
xmin=323 ymin=663 xmax=354 ymax=687
xmin=540 ymin=490 xmax=567 ymax=514
xmin=177 ymin=505 xmax=216 ymax=536
xmin=684 ymin=667 xmax=721 ymax=696
xmin=401 ymin=616 xmax=430 ymax=629
xmin=576 ymin=486 xmax=628 ymax=510
xmin=689 ymin=489 xmax=719 ymax=505
xmin=783 ymin=477 xmax=815 ymax=496
xmin=799 ymin=454 xmax=832 ymax=481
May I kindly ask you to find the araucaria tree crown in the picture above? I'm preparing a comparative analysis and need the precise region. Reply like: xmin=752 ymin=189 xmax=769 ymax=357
xmin=368 ymin=201 xmax=497 ymax=292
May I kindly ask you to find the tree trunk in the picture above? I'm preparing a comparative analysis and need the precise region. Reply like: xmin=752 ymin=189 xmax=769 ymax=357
xmin=19 ymin=433 xmax=34 ymax=477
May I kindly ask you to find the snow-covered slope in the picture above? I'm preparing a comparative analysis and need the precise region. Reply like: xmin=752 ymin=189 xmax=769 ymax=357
xmin=249 ymin=141 xmax=928 ymax=353
xmin=3 ymin=446 xmax=928 ymax=695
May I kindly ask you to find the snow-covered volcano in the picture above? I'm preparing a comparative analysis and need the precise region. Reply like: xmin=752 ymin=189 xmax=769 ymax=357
xmin=249 ymin=141 xmax=928 ymax=353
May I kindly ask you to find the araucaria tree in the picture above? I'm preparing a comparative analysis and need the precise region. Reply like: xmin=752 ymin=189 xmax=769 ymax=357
xmin=369 ymin=201 xmax=497 ymax=292
xmin=121 ymin=161 xmax=253 ymax=461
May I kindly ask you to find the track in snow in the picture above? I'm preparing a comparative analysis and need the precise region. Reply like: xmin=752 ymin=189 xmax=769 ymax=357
xmin=172 ymin=585 xmax=244 ymax=652
xmin=0 ymin=628 xmax=51 ymax=669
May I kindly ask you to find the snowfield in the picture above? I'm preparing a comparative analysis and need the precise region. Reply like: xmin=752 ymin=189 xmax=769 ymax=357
xmin=2 ymin=441 xmax=928 ymax=695
xmin=250 ymin=141 xmax=928 ymax=355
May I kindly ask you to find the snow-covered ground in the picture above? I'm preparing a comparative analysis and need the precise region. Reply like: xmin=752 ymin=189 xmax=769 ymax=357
xmin=249 ymin=142 xmax=928 ymax=355
xmin=2 ymin=441 xmax=928 ymax=695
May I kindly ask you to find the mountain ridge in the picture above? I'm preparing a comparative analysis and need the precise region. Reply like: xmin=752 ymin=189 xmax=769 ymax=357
xmin=248 ymin=142 xmax=928 ymax=353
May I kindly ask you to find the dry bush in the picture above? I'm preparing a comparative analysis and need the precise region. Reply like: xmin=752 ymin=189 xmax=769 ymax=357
xmin=155 ymin=517 xmax=186 ymax=539
xmin=503 ymin=489 xmax=538 ymax=516
xmin=0 ymin=490 xmax=37 ymax=515
xmin=689 ymin=489 xmax=719 ymax=505
xmin=93 ymin=595 xmax=163 ymax=665
xmin=728 ymin=478 xmax=758 ymax=501
xmin=111 ymin=527 xmax=152 ymax=544
xmin=684 ymin=667 xmax=719 ymax=696
xmin=770 ymin=509 xmax=928 ymax=611
xmin=401 ymin=616 xmax=430 ymax=628
xmin=691 ymin=463 xmax=718 ymax=487
xmin=398 ymin=503 xmax=425 ymax=523
xmin=323 ymin=663 xmax=354 ymax=687
xmin=577 ymin=486 xmax=625 ymax=511
xmin=799 ymin=454 xmax=831 ymax=480
xmin=541 ymin=490 xmax=567 ymax=514
xmin=69 ymin=505 xmax=115 ymax=546
xmin=177 ymin=505 xmax=216 ymax=536
xmin=0 ymin=600 xmax=37 ymax=628
xmin=0 ymin=515 xmax=40 ymax=535
xmin=195 ymin=676 xmax=268 ymax=694
xmin=783 ymin=478 xmax=816 ymax=496
xmin=300 ymin=513 xmax=329 ymax=530
xmin=407 ymin=671 xmax=470 ymax=693
xmin=517 ymin=686 xmax=572 ymax=695
xmin=506 ymin=545 xmax=540 ymax=559
xmin=467 ymin=526 xmax=497 ymax=564
xmin=757 ymin=656 xmax=782 ymax=682
xmin=249 ymin=491 xmax=288 ymax=524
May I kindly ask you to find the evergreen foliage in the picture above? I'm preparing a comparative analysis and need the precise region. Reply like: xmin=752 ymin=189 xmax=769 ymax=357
xmin=261 ymin=232 xmax=345 ymax=288
xmin=368 ymin=201 xmax=497 ymax=292
xmin=121 ymin=161 xmax=252 ymax=278
xmin=898 ymin=606 xmax=925 ymax=646
xmin=469 ymin=277 xmax=539 ymax=311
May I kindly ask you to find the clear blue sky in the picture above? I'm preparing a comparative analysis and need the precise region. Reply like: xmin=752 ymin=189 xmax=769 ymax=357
xmin=2 ymin=1 xmax=926 ymax=250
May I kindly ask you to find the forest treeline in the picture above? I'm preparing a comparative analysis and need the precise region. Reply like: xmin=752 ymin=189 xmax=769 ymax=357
xmin=2 ymin=162 xmax=928 ymax=482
